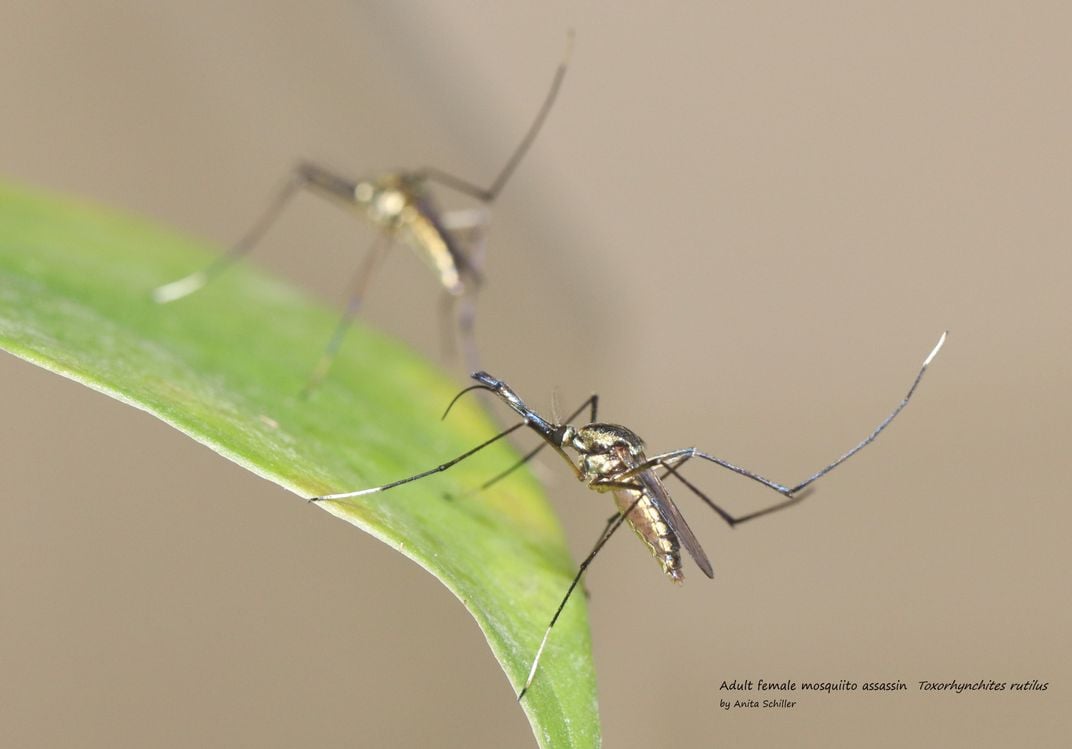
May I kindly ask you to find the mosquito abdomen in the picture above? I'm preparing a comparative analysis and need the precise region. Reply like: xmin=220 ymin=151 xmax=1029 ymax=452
xmin=613 ymin=488 xmax=683 ymax=583
xmin=400 ymin=201 xmax=468 ymax=296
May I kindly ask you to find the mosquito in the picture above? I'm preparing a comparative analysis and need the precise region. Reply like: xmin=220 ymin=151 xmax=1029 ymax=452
xmin=153 ymin=34 xmax=573 ymax=395
xmin=313 ymin=331 xmax=947 ymax=699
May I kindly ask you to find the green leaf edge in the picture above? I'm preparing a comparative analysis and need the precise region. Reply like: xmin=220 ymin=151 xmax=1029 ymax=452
xmin=0 ymin=180 xmax=600 ymax=749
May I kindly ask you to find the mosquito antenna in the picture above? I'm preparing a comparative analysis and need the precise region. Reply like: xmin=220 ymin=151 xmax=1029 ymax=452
xmin=788 ymin=331 xmax=948 ymax=494
xmin=517 ymin=492 xmax=642 ymax=702
xmin=441 ymin=383 xmax=496 ymax=420
xmin=313 ymin=420 xmax=526 ymax=502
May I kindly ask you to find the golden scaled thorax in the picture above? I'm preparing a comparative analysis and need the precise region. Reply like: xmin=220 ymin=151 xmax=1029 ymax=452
xmin=559 ymin=423 xmax=647 ymax=485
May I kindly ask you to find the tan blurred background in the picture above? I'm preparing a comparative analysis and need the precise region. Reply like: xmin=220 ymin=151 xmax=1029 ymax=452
xmin=1 ymin=2 xmax=1068 ymax=747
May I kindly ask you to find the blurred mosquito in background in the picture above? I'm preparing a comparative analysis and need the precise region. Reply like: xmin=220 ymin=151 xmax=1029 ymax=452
xmin=313 ymin=332 xmax=948 ymax=699
xmin=154 ymin=34 xmax=573 ymax=396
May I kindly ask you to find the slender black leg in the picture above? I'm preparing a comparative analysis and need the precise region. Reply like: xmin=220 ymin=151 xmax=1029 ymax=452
xmin=647 ymin=332 xmax=948 ymax=522
xmin=300 ymin=234 xmax=393 ymax=397
xmin=438 ymin=291 xmax=459 ymax=362
xmin=417 ymin=32 xmax=572 ymax=203
xmin=517 ymin=493 xmax=641 ymax=702
xmin=662 ymin=464 xmax=807 ymax=528
xmin=312 ymin=421 xmax=527 ymax=502
xmin=153 ymin=161 xmax=359 ymax=303
xmin=454 ymin=292 xmax=481 ymax=377
xmin=782 ymin=331 xmax=947 ymax=494
xmin=616 ymin=448 xmax=794 ymax=496
xmin=437 ymin=207 xmax=489 ymax=362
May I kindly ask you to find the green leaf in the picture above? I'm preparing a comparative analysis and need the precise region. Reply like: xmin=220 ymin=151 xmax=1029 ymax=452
xmin=0 ymin=181 xmax=599 ymax=748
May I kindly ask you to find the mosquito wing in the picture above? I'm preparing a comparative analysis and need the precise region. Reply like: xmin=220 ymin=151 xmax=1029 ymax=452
xmin=408 ymin=190 xmax=481 ymax=290
xmin=634 ymin=463 xmax=715 ymax=579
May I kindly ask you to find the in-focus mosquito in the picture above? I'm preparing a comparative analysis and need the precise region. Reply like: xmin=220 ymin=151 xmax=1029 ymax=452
xmin=154 ymin=35 xmax=572 ymax=395
xmin=314 ymin=332 xmax=946 ymax=699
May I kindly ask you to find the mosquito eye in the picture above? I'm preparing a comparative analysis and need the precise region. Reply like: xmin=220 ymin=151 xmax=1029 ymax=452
xmin=354 ymin=182 xmax=374 ymax=203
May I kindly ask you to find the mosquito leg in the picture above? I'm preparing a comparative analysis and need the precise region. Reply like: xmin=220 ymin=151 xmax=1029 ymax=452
xmin=450 ymin=373 xmax=587 ymax=481
xmin=656 ymin=332 xmax=948 ymax=519
xmin=312 ymin=420 xmax=527 ymax=502
xmin=478 ymin=394 xmax=599 ymax=492
xmin=580 ymin=510 xmax=626 ymax=600
xmin=455 ymin=292 xmax=481 ymax=376
xmin=153 ymin=172 xmax=300 ymax=302
xmin=417 ymin=32 xmax=572 ymax=204
xmin=429 ymin=204 xmax=490 ymax=361
xmin=662 ymin=465 xmax=807 ymax=528
xmin=518 ymin=492 xmax=641 ymax=702
xmin=784 ymin=331 xmax=947 ymax=494
xmin=614 ymin=449 xmax=795 ymax=497
xmin=300 ymin=234 xmax=393 ymax=398
xmin=647 ymin=462 xmax=800 ymax=527
xmin=438 ymin=292 xmax=459 ymax=362
xmin=434 ymin=295 xmax=479 ymax=374
xmin=153 ymin=161 xmax=359 ymax=304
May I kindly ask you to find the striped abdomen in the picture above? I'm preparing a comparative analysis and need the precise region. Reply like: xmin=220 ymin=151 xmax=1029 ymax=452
xmin=613 ymin=486 xmax=684 ymax=583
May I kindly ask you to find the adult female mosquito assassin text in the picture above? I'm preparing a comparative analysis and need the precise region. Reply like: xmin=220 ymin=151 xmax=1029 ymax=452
xmin=154 ymin=35 xmax=572 ymax=395
xmin=315 ymin=332 xmax=946 ymax=698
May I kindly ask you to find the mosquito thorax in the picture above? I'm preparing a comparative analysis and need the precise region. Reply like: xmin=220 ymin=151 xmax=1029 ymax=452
xmin=567 ymin=423 xmax=646 ymax=485
xmin=572 ymin=424 xmax=645 ymax=455
xmin=354 ymin=174 xmax=419 ymax=228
